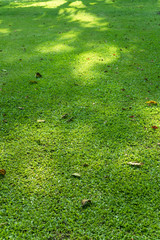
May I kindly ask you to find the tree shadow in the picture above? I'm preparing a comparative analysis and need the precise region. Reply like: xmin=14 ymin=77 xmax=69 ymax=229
xmin=0 ymin=0 xmax=160 ymax=238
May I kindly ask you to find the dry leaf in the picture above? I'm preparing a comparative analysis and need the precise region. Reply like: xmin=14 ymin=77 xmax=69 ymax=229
xmin=35 ymin=72 xmax=42 ymax=78
xmin=29 ymin=80 xmax=38 ymax=84
xmin=61 ymin=114 xmax=68 ymax=119
xmin=18 ymin=107 xmax=24 ymax=110
xmin=81 ymin=199 xmax=92 ymax=207
xmin=37 ymin=119 xmax=45 ymax=123
xmin=0 ymin=169 xmax=6 ymax=175
xmin=83 ymin=163 xmax=89 ymax=167
xmin=127 ymin=162 xmax=144 ymax=166
xmin=72 ymin=173 xmax=81 ymax=178
xmin=67 ymin=117 xmax=74 ymax=122
xmin=152 ymin=126 xmax=158 ymax=129
xmin=146 ymin=100 xmax=157 ymax=105
xmin=129 ymin=115 xmax=135 ymax=118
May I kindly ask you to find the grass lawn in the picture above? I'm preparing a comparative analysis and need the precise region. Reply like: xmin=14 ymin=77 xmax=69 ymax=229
xmin=1 ymin=0 xmax=160 ymax=239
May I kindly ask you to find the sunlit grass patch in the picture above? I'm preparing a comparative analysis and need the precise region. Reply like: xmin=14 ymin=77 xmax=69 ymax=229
xmin=37 ymin=42 xmax=74 ymax=53
xmin=0 ymin=28 xmax=10 ymax=34
xmin=1 ymin=0 xmax=160 ymax=239
xmin=12 ymin=0 xmax=66 ymax=8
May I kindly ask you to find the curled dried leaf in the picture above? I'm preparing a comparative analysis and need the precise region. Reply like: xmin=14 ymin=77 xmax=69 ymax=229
xmin=81 ymin=199 xmax=92 ymax=207
xmin=72 ymin=173 xmax=81 ymax=178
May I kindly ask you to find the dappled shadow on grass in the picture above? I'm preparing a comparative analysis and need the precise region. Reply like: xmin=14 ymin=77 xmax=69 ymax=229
xmin=1 ymin=0 xmax=160 ymax=238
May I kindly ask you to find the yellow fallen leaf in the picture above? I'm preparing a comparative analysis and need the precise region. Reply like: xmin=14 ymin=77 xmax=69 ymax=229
xmin=146 ymin=100 xmax=157 ymax=105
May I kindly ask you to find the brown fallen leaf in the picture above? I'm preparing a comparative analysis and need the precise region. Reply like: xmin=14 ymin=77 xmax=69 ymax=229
xmin=152 ymin=126 xmax=158 ymax=129
xmin=37 ymin=119 xmax=45 ymax=123
xmin=61 ymin=114 xmax=68 ymax=119
xmin=121 ymin=88 xmax=125 ymax=91
xmin=83 ymin=163 xmax=89 ymax=167
xmin=81 ymin=199 xmax=92 ymax=207
xmin=67 ymin=117 xmax=74 ymax=122
xmin=0 ymin=169 xmax=6 ymax=175
xmin=29 ymin=80 xmax=38 ymax=84
xmin=127 ymin=162 xmax=144 ymax=166
xmin=129 ymin=115 xmax=135 ymax=118
xmin=72 ymin=173 xmax=81 ymax=178
xmin=36 ymin=72 xmax=42 ymax=78
xmin=104 ymin=175 xmax=109 ymax=179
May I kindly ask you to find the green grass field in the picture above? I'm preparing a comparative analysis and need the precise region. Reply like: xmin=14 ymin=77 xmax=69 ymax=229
xmin=1 ymin=0 xmax=160 ymax=239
